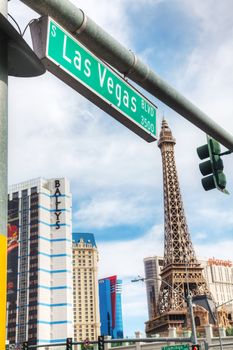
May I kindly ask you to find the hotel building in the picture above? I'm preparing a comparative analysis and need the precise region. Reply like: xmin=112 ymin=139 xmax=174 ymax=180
xmin=144 ymin=256 xmax=233 ymax=321
xmin=98 ymin=276 xmax=124 ymax=339
xmin=72 ymin=233 xmax=100 ymax=341
xmin=7 ymin=177 xmax=73 ymax=346
xmin=201 ymin=257 xmax=233 ymax=318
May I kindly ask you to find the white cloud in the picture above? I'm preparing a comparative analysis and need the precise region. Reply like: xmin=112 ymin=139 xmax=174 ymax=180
xmin=197 ymin=207 xmax=233 ymax=227
xmin=173 ymin=0 xmax=233 ymax=129
xmin=196 ymin=240 xmax=233 ymax=262
xmin=75 ymin=194 xmax=157 ymax=229
xmin=194 ymin=231 xmax=208 ymax=241
xmin=98 ymin=224 xmax=163 ymax=279
xmin=7 ymin=0 xmax=233 ymax=337
xmin=122 ymin=283 xmax=148 ymax=318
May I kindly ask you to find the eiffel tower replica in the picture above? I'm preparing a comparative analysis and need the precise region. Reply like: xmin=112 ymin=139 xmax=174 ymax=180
xmin=145 ymin=120 xmax=216 ymax=336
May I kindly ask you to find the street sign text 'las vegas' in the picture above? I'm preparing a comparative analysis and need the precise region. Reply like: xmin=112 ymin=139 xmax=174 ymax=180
xmin=30 ymin=17 xmax=157 ymax=142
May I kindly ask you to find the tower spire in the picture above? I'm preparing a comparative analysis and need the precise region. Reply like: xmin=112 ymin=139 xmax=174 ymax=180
xmin=158 ymin=119 xmax=197 ymax=268
xmin=145 ymin=119 xmax=213 ymax=336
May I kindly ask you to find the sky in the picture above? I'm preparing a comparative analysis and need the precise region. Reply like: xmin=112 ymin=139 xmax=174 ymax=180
xmin=7 ymin=0 xmax=233 ymax=338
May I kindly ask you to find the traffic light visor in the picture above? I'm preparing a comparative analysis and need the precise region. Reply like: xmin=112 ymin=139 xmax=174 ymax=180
xmin=201 ymin=174 xmax=216 ymax=191
xmin=197 ymin=144 xmax=209 ymax=160
xmin=199 ymin=160 xmax=212 ymax=176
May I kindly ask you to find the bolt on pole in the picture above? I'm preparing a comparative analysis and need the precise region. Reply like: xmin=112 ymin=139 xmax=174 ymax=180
xmin=0 ymin=1 xmax=8 ymax=348
xmin=20 ymin=0 xmax=233 ymax=151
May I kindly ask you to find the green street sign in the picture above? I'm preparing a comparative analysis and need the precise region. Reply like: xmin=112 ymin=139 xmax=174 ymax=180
xmin=162 ymin=345 xmax=189 ymax=350
xmin=30 ymin=17 xmax=157 ymax=142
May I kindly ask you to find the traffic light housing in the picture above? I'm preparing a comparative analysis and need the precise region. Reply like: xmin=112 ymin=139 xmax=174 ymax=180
xmin=191 ymin=345 xmax=200 ymax=350
xmin=98 ymin=335 xmax=105 ymax=350
xmin=23 ymin=342 xmax=28 ymax=350
xmin=66 ymin=337 xmax=73 ymax=350
xmin=197 ymin=135 xmax=229 ymax=194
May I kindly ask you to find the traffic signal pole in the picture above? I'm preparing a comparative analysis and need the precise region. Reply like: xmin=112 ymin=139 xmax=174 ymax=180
xmin=0 ymin=1 xmax=8 ymax=348
xmin=187 ymin=294 xmax=198 ymax=345
xmin=20 ymin=0 xmax=233 ymax=151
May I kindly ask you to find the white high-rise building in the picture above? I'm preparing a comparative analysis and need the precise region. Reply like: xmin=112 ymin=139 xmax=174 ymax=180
xmin=7 ymin=178 xmax=73 ymax=346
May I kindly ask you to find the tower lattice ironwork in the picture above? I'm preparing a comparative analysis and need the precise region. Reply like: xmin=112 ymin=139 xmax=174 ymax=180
xmin=145 ymin=120 xmax=214 ymax=335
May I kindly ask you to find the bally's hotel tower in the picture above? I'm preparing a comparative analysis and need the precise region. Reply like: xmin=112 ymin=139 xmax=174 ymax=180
xmin=7 ymin=178 xmax=73 ymax=346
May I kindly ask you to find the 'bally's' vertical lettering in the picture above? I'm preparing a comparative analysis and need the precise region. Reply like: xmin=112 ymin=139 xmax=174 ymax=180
xmin=54 ymin=180 xmax=62 ymax=229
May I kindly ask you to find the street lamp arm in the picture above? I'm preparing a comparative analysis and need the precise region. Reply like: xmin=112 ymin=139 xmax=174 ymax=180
xmin=131 ymin=277 xmax=145 ymax=283
xmin=132 ymin=275 xmax=188 ymax=302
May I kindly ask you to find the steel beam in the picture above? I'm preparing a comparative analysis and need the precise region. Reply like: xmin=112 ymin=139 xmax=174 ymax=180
xmin=19 ymin=0 xmax=233 ymax=150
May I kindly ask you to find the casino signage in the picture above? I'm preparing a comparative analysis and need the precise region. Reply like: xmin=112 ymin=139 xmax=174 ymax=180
xmin=208 ymin=257 xmax=232 ymax=267
xmin=54 ymin=179 xmax=62 ymax=229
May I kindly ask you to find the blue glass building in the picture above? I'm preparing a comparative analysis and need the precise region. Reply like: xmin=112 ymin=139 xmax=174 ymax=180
xmin=98 ymin=276 xmax=123 ymax=339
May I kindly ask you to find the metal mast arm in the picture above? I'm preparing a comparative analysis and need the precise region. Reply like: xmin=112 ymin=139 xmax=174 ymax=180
xmin=20 ymin=0 xmax=233 ymax=150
